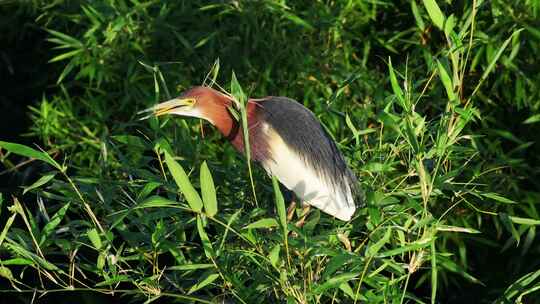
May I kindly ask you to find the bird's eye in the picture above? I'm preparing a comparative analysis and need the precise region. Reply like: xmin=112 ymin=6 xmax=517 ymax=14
xmin=184 ymin=98 xmax=197 ymax=106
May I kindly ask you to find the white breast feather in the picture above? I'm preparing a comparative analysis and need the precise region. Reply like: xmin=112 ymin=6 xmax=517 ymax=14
xmin=261 ymin=124 xmax=355 ymax=221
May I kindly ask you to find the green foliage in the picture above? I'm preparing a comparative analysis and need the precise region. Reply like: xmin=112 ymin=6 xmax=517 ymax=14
xmin=1 ymin=0 xmax=540 ymax=303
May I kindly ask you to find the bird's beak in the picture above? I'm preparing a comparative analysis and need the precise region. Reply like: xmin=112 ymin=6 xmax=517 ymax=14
xmin=138 ymin=98 xmax=197 ymax=120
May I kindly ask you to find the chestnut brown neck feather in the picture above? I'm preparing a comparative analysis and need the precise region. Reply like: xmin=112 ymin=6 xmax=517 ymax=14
xmin=206 ymin=98 xmax=258 ymax=142
xmin=200 ymin=93 xmax=237 ymax=139
xmin=189 ymin=87 xmax=269 ymax=161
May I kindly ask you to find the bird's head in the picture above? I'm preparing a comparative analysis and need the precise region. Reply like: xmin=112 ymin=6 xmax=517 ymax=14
xmin=140 ymin=86 xmax=236 ymax=135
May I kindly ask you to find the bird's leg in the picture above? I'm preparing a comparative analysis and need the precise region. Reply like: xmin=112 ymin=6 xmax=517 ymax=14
xmin=286 ymin=200 xmax=296 ymax=221
xmin=295 ymin=203 xmax=311 ymax=227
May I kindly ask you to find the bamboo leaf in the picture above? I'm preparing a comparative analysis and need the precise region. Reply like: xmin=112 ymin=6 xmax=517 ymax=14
xmin=2 ymin=258 xmax=33 ymax=266
xmin=482 ymin=193 xmax=518 ymax=205
xmin=57 ymin=59 xmax=77 ymax=84
xmin=272 ymin=176 xmax=287 ymax=233
xmin=523 ymin=114 xmax=540 ymax=124
xmin=411 ymin=1 xmax=425 ymax=31
xmin=217 ymin=209 xmax=242 ymax=256
xmin=499 ymin=213 xmax=521 ymax=245
xmin=444 ymin=14 xmax=456 ymax=37
xmin=169 ymin=264 xmax=214 ymax=271
xmin=230 ymin=71 xmax=246 ymax=106
xmin=23 ymin=173 xmax=56 ymax=194
xmin=188 ymin=272 xmax=220 ymax=294
xmin=339 ymin=282 xmax=355 ymax=299
xmin=272 ymin=175 xmax=290 ymax=266
xmin=49 ymin=49 xmax=84 ymax=63
xmin=313 ymin=272 xmax=359 ymax=294
xmin=0 ymin=266 xmax=14 ymax=281
xmin=230 ymin=72 xmax=258 ymax=206
xmin=377 ymin=237 xmax=433 ymax=257
xmin=243 ymin=218 xmax=279 ymax=230
xmin=439 ymin=256 xmax=483 ymax=284
xmin=197 ymin=216 xmax=215 ymax=259
xmin=40 ymin=202 xmax=70 ymax=245
xmin=0 ymin=212 xmax=16 ymax=248
xmin=268 ymin=244 xmax=280 ymax=268
xmin=208 ymin=58 xmax=220 ymax=87
xmin=283 ymin=12 xmax=314 ymax=30
xmin=87 ymin=228 xmax=102 ymax=250
xmin=164 ymin=150 xmax=203 ymax=212
xmin=137 ymin=195 xmax=177 ymax=208
xmin=200 ymin=161 xmax=217 ymax=217
xmin=499 ymin=269 xmax=540 ymax=301
xmin=46 ymin=29 xmax=83 ymax=47
xmin=437 ymin=60 xmax=456 ymax=102
xmin=6 ymin=243 xmax=60 ymax=271
xmin=388 ymin=58 xmax=407 ymax=110
xmin=436 ymin=225 xmax=481 ymax=234
xmin=509 ymin=216 xmax=540 ymax=226
xmin=367 ymin=227 xmax=391 ymax=256
xmin=431 ymin=239 xmax=438 ymax=304
xmin=422 ymin=0 xmax=445 ymax=30
xmin=0 ymin=141 xmax=61 ymax=170
xmin=95 ymin=275 xmax=132 ymax=287
xmin=471 ymin=29 xmax=524 ymax=98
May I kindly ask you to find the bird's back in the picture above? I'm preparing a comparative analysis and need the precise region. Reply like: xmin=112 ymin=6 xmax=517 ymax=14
xmin=254 ymin=97 xmax=357 ymax=221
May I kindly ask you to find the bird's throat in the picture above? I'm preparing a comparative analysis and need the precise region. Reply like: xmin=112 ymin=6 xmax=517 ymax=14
xmin=226 ymin=102 xmax=270 ymax=162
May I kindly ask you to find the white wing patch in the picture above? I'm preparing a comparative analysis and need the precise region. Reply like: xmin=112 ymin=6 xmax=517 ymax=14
xmin=260 ymin=124 xmax=356 ymax=221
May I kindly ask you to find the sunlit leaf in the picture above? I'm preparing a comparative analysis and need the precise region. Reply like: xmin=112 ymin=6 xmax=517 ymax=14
xmin=471 ymin=29 xmax=524 ymax=97
xmin=422 ymin=0 xmax=445 ymax=30
xmin=282 ymin=12 xmax=314 ymax=30
xmin=87 ymin=228 xmax=102 ymax=250
xmin=367 ymin=228 xmax=392 ymax=256
xmin=313 ymin=272 xmax=359 ymax=294
xmin=137 ymin=196 xmax=177 ymax=208
xmin=200 ymin=161 xmax=217 ymax=217
xmin=40 ymin=202 xmax=70 ymax=245
xmin=482 ymin=193 xmax=518 ymax=205
xmin=0 ymin=266 xmax=14 ymax=281
xmin=169 ymin=264 xmax=214 ymax=271
xmin=431 ymin=239 xmax=438 ymax=304
xmin=388 ymin=58 xmax=406 ymax=110
xmin=188 ymin=272 xmax=220 ymax=294
xmin=509 ymin=216 xmax=540 ymax=226
xmin=437 ymin=60 xmax=456 ymax=102
xmin=377 ymin=237 xmax=433 ymax=257
xmin=197 ymin=216 xmax=215 ymax=259
xmin=523 ymin=114 xmax=540 ymax=124
xmin=436 ymin=225 xmax=481 ymax=234
xmin=0 ymin=212 xmax=16 ymax=248
xmin=164 ymin=150 xmax=203 ymax=212
xmin=411 ymin=0 xmax=425 ymax=31
xmin=23 ymin=173 xmax=56 ymax=194
xmin=0 ymin=141 xmax=60 ymax=170
xmin=243 ymin=218 xmax=279 ymax=230
xmin=268 ymin=244 xmax=280 ymax=268
xmin=95 ymin=275 xmax=132 ymax=287
xmin=272 ymin=176 xmax=287 ymax=234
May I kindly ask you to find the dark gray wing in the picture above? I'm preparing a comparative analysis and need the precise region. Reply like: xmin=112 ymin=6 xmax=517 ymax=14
xmin=256 ymin=97 xmax=358 ymax=199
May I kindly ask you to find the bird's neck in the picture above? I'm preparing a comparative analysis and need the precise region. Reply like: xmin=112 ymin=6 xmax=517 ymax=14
xmin=220 ymin=101 xmax=269 ymax=161
xmin=226 ymin=100 xmax=257 ymax=142
xmin=202 ymin=95 xmax=237 ymax=139
xmin=212 ymin=108 xmax=238 ymax=140
xmin=204 ymin=96 xmax=269 ymax=161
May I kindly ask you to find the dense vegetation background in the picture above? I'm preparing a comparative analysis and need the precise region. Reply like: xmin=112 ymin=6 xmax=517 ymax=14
xmin=1 ymin=0 xmax=540 ymax=303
